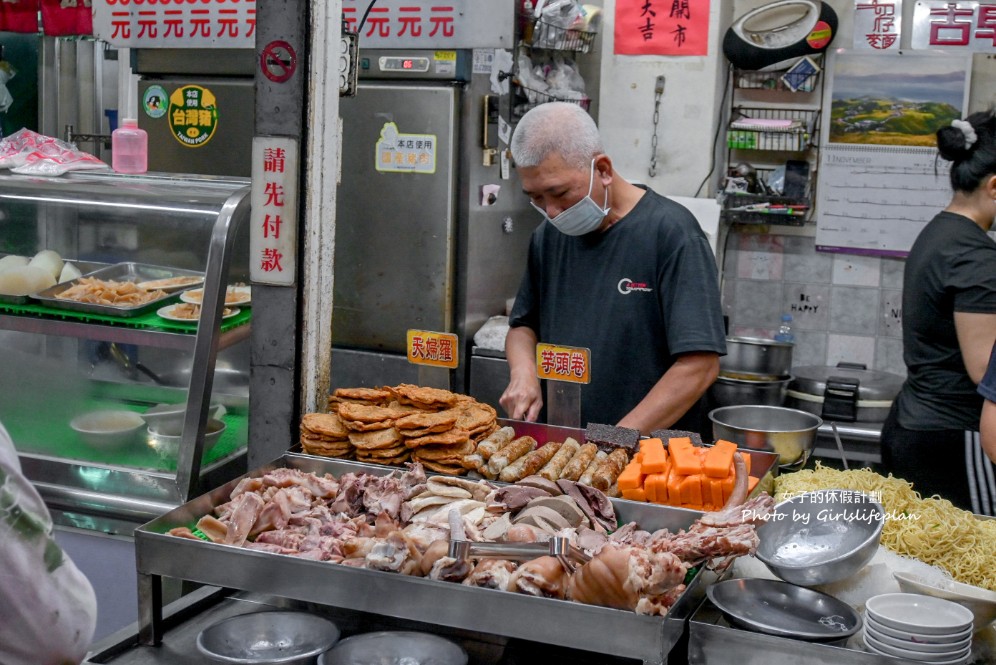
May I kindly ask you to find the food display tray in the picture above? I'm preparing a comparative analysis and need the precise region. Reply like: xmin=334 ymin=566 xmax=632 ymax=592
xmin=31 ymin=262 xmax=204 ymax=318
xmin=0 ymin=258 xmax=110 ymax=305
xmin=135 ymin=453 xmax=722 ymax=665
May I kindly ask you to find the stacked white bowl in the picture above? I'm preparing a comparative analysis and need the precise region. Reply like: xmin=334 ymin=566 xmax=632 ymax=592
xmin=864 ymin=593 xmax=975 ymax=664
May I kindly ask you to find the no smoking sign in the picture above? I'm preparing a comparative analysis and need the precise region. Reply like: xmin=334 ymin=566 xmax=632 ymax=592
xmin=260 ymin=40 xmax=297 ymax=83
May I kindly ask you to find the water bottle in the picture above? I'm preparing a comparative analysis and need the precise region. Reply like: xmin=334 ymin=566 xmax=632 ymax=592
xmin=774 ymin=313 xmax=795 ymax=343
xmin=112 ymin=118 xmax=148 ymax=174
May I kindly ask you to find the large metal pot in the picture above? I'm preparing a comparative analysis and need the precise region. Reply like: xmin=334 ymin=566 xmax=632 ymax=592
xmin=710 ymin=375 xmax=792 ymax=407
xmin=709 ymin=404 xmax=822 ymax=466
xmin=720 ymin=336 xmax=793 ymax=378
xmin=786 ymin=364 xmax=903 ymax=423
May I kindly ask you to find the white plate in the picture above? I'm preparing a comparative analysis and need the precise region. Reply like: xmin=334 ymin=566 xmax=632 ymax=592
xmin=867 ymin=593 xmax=975 ymax=635
xmin=157 ymin=303 xmax=240 ymax=323
xmin=866 ymin=615 xmax=974 ymax=644
xmin=865 ymin=621 xmax=972 ymax=654
xmin=863 ymin=631 xmax=971 ymax=664
xmin=179 ymin=285 xmax=251 ymax=306
xmin=894 ymin=571 xmax=996 ymax=631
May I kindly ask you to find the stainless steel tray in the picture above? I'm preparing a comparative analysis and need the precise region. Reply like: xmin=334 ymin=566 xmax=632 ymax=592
xmin=31 ymin=262 xmax=204 ymax=318
xmin=135 ymin=453 xmax=718 ymax=665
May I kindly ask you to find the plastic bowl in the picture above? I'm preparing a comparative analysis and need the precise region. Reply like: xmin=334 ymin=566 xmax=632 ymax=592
xmin=196 ymin=610 xmax=340 ymax=664
xmin=708 ymin=404 xmax=821 ymax=466
xmin=864 ymin=620 xmax=972 ymax=654
xmin=755 ymin=489 xmax=883 ymax=586
xmin=70 ymin=410 xmax=145 ymax=450
xmin=866 ymin=593 xmax=975 ymax=635
xmin=865 ymin=614 xmax=973 ymax=645
xmin=894 ymin=571 xmax=996 ymax=632
xmin=148 ymin=418 xmax=226 ymax=456
xmin=863 ymin=629 xmax=972 ymax=663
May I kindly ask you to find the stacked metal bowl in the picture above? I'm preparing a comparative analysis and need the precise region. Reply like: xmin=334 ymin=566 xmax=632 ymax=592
xmin=712 ymin=336 xmax=794 ymax=407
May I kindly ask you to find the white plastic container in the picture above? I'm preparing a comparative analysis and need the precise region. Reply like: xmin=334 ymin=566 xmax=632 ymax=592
xmin=111 ymin=118 xmax=148 ymax=174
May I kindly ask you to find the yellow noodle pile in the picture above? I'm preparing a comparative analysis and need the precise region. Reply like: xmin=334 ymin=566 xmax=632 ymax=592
xmin=775 ymin=463 xmax=996 ymax=592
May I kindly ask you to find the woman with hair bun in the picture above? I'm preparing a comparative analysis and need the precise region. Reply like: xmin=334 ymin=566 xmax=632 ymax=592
xmin=881 ymin=110 xmax=996 ymax=515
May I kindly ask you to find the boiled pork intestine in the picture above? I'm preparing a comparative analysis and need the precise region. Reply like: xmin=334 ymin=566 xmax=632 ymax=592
xmin=169 ymin=462 xmax=772 ymax=617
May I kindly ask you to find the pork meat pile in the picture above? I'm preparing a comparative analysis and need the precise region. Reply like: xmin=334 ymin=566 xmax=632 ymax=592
xmin=167 ymin=462 xmax=773 ymax=616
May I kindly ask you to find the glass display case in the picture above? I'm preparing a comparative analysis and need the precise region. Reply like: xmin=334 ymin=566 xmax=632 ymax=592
xmin=0 ymin=170 xmax=252 ymax=534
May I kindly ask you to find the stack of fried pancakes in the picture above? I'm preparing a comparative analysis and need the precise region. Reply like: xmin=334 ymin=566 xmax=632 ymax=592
xmin=307 ymin=384 xmax=498 ymax=475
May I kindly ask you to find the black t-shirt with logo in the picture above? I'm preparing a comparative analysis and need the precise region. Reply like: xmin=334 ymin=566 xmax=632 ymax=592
xmin=896 ymin=211 xmax=996 ymax=430
xmin=509 ymin=188 xmax=727 ymax=430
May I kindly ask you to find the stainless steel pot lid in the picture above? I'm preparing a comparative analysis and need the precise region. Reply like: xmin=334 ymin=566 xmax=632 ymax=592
xmin=789 ymin=364 xmax=903 ymax=401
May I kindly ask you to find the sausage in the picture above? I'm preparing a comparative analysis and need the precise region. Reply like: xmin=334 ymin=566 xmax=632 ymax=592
xmin=578 ymin=450 xmax=608 ymax=486
xmin=487 ymin=436 xmax=537 ymax=477
xmin=500 ymin=442 xmax=563 ymax=483
xmin=476 ymin=426 xmax=516 ymax=461
xmin=591 ymin=449 xmax=629 ymax=491
xmin=538 ymin=438 xmax=580 ymax=482
xmin=560 ymin=442 xmax=598 ymax=482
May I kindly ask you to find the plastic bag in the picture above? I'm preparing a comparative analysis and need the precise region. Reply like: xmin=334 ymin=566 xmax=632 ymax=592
xmin=545 ymin=55 xmax=586 ymax=99
xmin=0 ymin=128 xmax=108 ymax=175
xmin=532 ymin=0 xmax=586 ymax=49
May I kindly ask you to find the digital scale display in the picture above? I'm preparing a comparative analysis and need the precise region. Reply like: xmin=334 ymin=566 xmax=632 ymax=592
xmin=378 ymin=56 xmax=431 ymax=73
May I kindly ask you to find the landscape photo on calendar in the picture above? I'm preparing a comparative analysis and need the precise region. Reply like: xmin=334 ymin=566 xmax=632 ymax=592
xmin=827 ymin=52 xmax=968 ymax=147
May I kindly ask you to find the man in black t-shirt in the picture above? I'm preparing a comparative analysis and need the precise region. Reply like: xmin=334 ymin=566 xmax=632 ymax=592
xmin=500 ymin=103 xmax=726 ymax=435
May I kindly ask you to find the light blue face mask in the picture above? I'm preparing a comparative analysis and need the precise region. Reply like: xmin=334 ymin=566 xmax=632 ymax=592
xmin=531 ymin=158 xmax=609 ymax=236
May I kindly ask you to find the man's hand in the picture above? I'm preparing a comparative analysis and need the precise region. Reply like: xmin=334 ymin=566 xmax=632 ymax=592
xmin=500 ymin=373 xmax=543 ymax=421
xmin=500 ymin=326 xmax=543 ymax=421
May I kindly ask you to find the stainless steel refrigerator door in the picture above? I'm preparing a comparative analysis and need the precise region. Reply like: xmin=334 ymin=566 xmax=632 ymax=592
xmin=334 ymin=82 xmax=459 ymax=353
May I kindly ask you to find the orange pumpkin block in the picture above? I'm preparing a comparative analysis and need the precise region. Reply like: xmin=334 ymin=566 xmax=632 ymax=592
xmin=668 ymin=437 xmax=702 ymax=475
xmin=644 ymin=472 xmax=669 ymax=504
xmin=640 ymin=438 xmax=669 ymax=474
xmin=709 ymin=477 xmax=725 ymax=507
xmin=680 ymin=475 xmax=703 ymax=506
xmin=621 ymin=487 xmax=647 ymax=502
xmin=617 ymin=459 xmax=645 ymax=491
xmin=704 ymin=439 xmax=737 ymax=478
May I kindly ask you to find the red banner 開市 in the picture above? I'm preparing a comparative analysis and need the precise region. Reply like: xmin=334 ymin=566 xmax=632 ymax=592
xmin=0 ymin=0 xmax=40 ymax=33
xmin=41 ymin=0 xmax=93 ymax=36
xmin=614 ymin=0 xmax=709 ymax=56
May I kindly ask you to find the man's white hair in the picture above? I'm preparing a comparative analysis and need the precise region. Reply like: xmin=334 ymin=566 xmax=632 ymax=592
xmin=510 ymin=102 xmax=603 ymax=170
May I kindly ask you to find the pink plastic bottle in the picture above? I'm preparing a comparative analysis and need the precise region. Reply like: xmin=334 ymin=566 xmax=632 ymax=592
xmin=112 ymin=118 xmax=148 ymax=174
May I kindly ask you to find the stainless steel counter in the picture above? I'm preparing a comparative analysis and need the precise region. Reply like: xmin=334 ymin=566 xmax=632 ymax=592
xmin=85 ymin=587 xmax=662 ymax=664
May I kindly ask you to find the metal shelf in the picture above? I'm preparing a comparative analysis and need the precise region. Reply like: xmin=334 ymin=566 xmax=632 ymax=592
xmin=0 ymin=313 xmax=249 ymax=351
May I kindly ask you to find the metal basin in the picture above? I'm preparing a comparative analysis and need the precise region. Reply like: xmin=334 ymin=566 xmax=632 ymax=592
xmin=707 ymin=577 xmax=862 ymax=642
xmin=319 ymin=631 xmax=467 ymax=665
xmin=708 ymin=404 xmax=821 ymax=466
xmin=710 ymin=375 xmax=791 ymax=407
xmin=720 ymin=336 xmax=793 ymax=378
xmin=196 ymin=610 xmax=340 ymax=664
xmin=756 ymin=489 xmax=884 ymax=586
